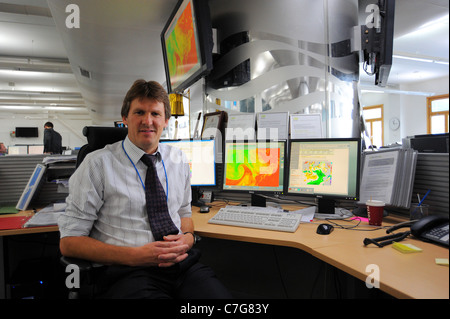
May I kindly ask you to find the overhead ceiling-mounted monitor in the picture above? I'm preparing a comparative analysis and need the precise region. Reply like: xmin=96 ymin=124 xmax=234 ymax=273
xmin=161 ymin=0 xmax=214 ymax=94
xmin=361 ymin=0 xmax=396 ymax=87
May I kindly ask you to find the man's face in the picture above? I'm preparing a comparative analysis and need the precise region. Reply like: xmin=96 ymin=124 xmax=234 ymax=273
xmin=122 ymin=98 xmax=169 ymax=154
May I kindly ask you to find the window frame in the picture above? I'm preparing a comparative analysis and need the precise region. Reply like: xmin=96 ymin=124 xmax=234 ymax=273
xmin=363 ymin=104 xmax=384 ymax=147
xmin=427 ymin=94 xmax=449 ymax=134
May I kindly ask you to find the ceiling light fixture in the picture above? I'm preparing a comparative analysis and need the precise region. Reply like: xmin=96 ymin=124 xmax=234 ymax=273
xmin=393 ymin=54 xmax=449 ymax=65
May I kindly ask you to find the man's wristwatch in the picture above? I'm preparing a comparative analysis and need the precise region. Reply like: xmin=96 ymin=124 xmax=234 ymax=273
xmin=184 ymin=232 xmax=201 ymax=245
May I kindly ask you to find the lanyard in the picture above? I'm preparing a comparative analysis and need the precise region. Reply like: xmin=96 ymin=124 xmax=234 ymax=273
xmin=122 ymin=140 xmax=168 ymax=202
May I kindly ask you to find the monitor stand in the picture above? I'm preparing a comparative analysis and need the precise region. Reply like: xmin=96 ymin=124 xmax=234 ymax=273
xmin=251 ymin=193 xmax=266 ymax=207
xmin=191 ymin=186 xmax=205 ymax=207
xmin=314 ymin=198 xmax=352 ymax=220
xmin=240 ymin=193 xmax=281 ymax=209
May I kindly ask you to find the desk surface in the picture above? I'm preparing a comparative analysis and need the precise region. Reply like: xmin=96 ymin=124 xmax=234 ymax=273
xmin=0 ymin=210 xmax=58 ymax=236
xmin=192 ymin=202 xmax=449 ymax=299
xmin=1 ymin=204 xmax=448 ymax=299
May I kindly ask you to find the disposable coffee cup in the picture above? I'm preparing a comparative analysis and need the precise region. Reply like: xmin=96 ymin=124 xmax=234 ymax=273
xmin=366 ymin=200 xmax=385 ymax=226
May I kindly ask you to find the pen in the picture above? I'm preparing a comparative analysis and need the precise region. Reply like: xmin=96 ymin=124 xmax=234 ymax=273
xmin=417 ymin=194 xmax=423 ymax=215
xmin=411 ymin=189 xmax=431 ymax=219
xmin=417 ymin=189 xmax=431 ymax=207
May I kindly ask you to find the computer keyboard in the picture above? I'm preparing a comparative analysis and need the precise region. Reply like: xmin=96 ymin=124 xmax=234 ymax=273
xmin=208 ymin=205 xmax=302 ymax=232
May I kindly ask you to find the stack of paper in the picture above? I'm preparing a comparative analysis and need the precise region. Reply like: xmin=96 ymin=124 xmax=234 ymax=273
xmin=359 ymin=148 xmax=418 ymax=208
xmin=23 ymin=202 xmax=66 ymax=228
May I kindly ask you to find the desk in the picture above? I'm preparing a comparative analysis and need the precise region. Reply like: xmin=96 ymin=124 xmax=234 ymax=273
xmin=1 ymin=210 xmax=59 ymax=298
xmin=192 ymin=203 xmax=449 ymax=299
xmin=0 ymin=210 xmax=59 ymax=236
xmin=1 ymin=206 xmax=448 ymax=299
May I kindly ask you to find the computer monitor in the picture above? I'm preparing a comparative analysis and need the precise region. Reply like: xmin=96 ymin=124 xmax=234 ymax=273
xmin=15 ymin=127 xmax=39 ymax=138
xmin=222 ymin=140 xmax=286 ymax=206
xmin=161 ymin=139 xmax=216 ymax=186
xmin=287 ymin=138 xmax=361 ymax=218
xmin=361 ymin=0 xmax=396 ymax=87
xmin=161 ymin=0 xmax=213 ymax=93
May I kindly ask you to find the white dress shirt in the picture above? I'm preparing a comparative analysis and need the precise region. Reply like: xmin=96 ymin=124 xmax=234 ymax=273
xmin=58 ymin=136 xmax=192 ymax=247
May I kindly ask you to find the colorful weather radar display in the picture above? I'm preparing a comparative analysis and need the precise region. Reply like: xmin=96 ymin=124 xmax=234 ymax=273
xmin=302 ymin=161 xmax=332 ymax=186
xmin=287 ymin=139 xmax=362 ymax=199
xmin=165 ymin=0 xmax=201 ymax=89
xmin=223 ymin=142 xmax=285 ymax=193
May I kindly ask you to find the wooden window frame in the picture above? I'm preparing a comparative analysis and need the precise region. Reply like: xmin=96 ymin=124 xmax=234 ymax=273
xmin=363 ymin=104 xmax=384 ymax=147
xmin=427 ymin=94 xmax=449 ymax=134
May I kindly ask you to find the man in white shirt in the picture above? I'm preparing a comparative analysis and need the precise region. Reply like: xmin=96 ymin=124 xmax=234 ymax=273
xmin=58 ymin=80 xmax=231 ymax=298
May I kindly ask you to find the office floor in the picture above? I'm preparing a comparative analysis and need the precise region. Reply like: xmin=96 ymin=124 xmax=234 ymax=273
xmin=197 ymin=237 xmax=393 ymax=299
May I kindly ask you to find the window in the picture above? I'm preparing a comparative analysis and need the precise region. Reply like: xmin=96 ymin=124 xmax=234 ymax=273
xmin=427 ymin=94 xmax=449 ymax=134
xmin=363 ymin=104 xmax=384 ymax=147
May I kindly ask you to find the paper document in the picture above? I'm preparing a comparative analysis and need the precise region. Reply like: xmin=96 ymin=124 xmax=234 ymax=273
xmin=288 ymin=206 xmax=315 ymax=222
xmin=257 ymin=112 xmax=289 ymax=140
xmin=42 ymin=155 xmax=77 ymax=164
xmin=359 ymin=150 xmax=398 ymax=204
xmin=23 ymin=202 xmax=66 ymax=227
xmin=226 ymin=113 xmax=256 ymax=140
xmin=359 ymin=149 xmax=418 ymax=208
xmin=290 ymin=114 xmax=323 ymax=139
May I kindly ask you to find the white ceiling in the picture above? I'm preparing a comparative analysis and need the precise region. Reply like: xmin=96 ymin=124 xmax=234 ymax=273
xmin=0 ymin=0 xmax=448 ymax=123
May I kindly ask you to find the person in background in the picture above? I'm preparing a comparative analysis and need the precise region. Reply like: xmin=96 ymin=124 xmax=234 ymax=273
xmin=0 ymin=142 xmax=7 ymax=155
xmin=43 ymin=122 xmax=62 ymax=154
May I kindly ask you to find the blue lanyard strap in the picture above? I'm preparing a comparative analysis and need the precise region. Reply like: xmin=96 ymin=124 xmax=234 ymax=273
xmin=122 ymin=140 xmax=168 ymax=202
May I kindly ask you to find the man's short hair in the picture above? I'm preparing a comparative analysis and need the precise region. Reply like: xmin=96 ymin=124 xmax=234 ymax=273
xmin=121 ymin=80 xmax=171 ymax=120
xmin=44 ymin=122 xmax=54 ymax=128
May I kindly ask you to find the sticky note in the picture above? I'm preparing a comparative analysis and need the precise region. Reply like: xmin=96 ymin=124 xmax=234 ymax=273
xmin=435 ymin=258 xmax=449 ymax=266
xmin=391 ymin=242 xmax=423 ymax=253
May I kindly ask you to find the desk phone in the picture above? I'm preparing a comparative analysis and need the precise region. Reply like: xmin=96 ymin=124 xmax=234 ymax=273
xmin=411 ymin=215 xmax=449 ymax=247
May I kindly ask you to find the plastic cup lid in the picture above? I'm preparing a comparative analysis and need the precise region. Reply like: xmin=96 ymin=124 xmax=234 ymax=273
xmin=366 ymin=200 xmax=385 ymax=207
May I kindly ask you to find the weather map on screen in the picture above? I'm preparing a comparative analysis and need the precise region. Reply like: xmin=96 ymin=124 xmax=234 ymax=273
xmin=223 ymin=141 xmax=285 ymax=193
xmin=164 ymin=0 xmax=201 ymax=90
xmin=302 ymin=161 xmax=333 ymax=186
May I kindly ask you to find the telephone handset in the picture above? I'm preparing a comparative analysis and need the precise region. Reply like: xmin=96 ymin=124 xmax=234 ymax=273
xmin=364 ymin=215 xmax=449 ymax=248
xmin=410 ymin=215 xmax=449 ymax=247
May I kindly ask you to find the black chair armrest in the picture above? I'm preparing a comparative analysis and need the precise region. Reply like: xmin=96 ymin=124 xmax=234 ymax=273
xmin=60 ymin=256 xmax=93 ymax=272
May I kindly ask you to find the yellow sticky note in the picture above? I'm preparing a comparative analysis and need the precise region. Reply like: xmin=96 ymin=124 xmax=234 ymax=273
xmin=435 ymin=258 xmax=449 ymax=266
xmin=392 ymin=242 xmax=423 ymax=253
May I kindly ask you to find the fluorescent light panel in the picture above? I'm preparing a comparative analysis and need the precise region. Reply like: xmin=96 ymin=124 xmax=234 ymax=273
xmin=393 ymin=55 xmax=449 ymax=65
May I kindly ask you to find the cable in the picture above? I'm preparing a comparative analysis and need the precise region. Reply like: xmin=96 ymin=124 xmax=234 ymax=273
xmin=326 ymin=218 xmax=386 ymax=232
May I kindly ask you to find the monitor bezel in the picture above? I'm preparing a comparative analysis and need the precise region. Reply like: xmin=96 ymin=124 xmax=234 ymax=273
xmin=286 ymin=138 xmax=361 ymax=201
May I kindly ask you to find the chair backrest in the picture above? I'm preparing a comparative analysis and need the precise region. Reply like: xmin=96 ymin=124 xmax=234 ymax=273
xmin=76 ymin=126 xmax=128 ymax=168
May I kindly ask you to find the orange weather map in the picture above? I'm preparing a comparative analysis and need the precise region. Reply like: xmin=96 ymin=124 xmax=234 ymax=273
xmin=225 ymin=148 xmax=281 ymax=187
xmin=166 ymin=2 xmax=199 ymax=85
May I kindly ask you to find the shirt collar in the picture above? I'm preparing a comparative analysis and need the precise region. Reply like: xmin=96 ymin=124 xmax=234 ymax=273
xmin=123 ymin=136 xmax=162 ymax=164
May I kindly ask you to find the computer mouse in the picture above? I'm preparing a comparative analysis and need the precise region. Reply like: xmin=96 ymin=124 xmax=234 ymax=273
xmin=199 ymin=205 xmax=210 ymax=213
xmin=317 ymin=223 xmax=334 ymax=235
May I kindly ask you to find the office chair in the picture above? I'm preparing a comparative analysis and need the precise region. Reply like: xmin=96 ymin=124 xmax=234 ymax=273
xmin=76 ymin=126 xmax=128 ymax=167
xmin=60 ymin=126 xmax=128 ymax=298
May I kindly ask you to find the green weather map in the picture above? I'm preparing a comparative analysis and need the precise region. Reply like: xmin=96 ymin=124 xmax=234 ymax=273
xmin=302 ymin=161 xmax=332 ymax=186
